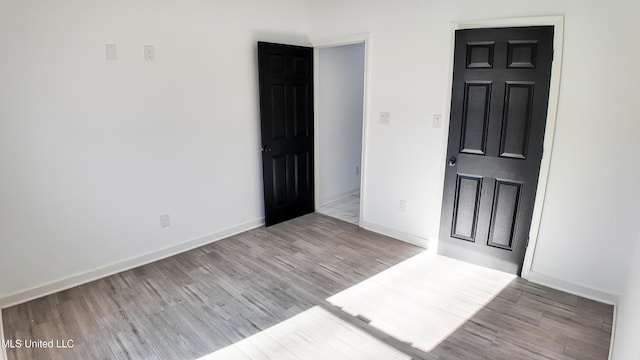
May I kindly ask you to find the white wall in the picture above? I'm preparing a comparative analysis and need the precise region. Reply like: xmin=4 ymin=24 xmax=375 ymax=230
xmin=0 ymin=0 xmax=308 ymax=299
xmin=317 ymin=43 xmax=365 ymax=205
xmin=612 ymin=232 xmax=640 ymax=359
xmin=307 ymin=0 xmax=640 ymax=297
xmin=2 ymin=0 xmax=639 ymax=305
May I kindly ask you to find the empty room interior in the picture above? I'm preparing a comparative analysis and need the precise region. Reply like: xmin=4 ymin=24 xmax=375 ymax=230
xmin=1 ymin=0 xmax=639 ymax=359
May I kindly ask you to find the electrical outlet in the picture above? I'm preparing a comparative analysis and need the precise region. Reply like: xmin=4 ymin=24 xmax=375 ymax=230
xmin=399 ymin=200 xmax=408 ymax=213
xmin=160 ymin=213 xmax=170 ymax=228
xmin=144 ymin=45 xmax=155 ymax=61
xmin=355 ymin=166 xmax=360 ymax=175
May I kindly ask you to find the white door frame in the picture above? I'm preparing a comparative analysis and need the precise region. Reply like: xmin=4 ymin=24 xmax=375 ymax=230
xmin=311 ymin=33 xmax=371 ymax=227
xmin=441 ymin=16 xmax=564 ymax=278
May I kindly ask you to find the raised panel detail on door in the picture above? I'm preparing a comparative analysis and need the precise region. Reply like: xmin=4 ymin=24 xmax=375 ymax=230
xmin=270 ymin=85 xmax=286 ymax=140
xmin=488 ymin=180 xmax=522 ymax=250
xmin=270 ymin=55 xmax=285 ymax=73
xmin=294 ymin=152 xmax=310 ymax=200
xmin=293 ymin=56 xmax=308 ymax=74
xmin=461 ymin=82 xmax=492 ymax=155
xmin=508 ymin=41 xmax=538 ymax=68
xmin=452 ymin=175 xmax=483 ymax=241
xmin=466 ymin=41 xmax=495 ymax=68
xmin=293 ymin=85 xmax=309 ymax=137
xmin=272 ymin=155 xmax=288 ymax=206
xmin=500 ymin=82 xmax=534 ymax=159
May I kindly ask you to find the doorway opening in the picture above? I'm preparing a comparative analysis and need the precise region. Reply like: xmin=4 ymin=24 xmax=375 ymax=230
xmin=314 ymin=41 xmax=366 ymax=226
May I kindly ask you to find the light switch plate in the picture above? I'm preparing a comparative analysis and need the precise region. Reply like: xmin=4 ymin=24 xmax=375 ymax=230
xmin=433 ymin=114 xmax=442 ymax=128
xmin=105 ymin=44 xmax=117 ymax=61
xmin=380 ymin=112 xmax=391 ymax=125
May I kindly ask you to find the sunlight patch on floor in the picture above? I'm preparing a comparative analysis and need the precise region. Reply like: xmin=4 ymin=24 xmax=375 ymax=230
xmin=328 ymin=253 xmax=516 ymax=352
xmin=195 ymin=306 xmax=410 ymax=360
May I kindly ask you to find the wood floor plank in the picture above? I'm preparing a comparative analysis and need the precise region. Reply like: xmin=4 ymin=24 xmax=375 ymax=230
xmin=2 ymin=213 xmax=613 ymax=359
xmin=563 ymin=338 xmax=610 ymax=360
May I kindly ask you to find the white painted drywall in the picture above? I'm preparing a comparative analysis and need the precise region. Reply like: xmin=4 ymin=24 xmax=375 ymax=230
xmin=2 ymin=0 xmax=639 ymax=305
xmin=317 ymin=43 xmax=365 ymax=205
xmin=612 ymin=232 xmax=640 ymax=359
xmin=307 ymin=0 xmax=640 ymax=296
xmin=0 ymin=0 xmax=308 ymax=299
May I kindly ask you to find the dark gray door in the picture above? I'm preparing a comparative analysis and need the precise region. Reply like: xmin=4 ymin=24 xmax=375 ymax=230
xmin=258 ymin=42 xmax=314 ymax=227
xmin=439 ymin=26 xmax=554 ymax=274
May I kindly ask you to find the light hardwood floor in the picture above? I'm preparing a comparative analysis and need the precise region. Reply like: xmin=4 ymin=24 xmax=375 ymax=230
xmin=2 ymin=213 xmax=613 ymax=359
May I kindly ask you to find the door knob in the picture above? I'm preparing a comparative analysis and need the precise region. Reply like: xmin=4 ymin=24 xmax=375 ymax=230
xmin=262 ymin=145 xmax=272 ymax=153
xmin=448 ymin=157 xmax=457 ymax=166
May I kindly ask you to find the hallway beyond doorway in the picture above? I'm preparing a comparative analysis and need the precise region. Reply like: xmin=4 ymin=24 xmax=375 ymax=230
xmin=317 ymin=193 xmax=360 ymax=225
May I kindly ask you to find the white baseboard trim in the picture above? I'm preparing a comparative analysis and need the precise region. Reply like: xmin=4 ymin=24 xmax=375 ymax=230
xmin=524 ymin=270 xmax=619 ymax=305
xmin=318 ymin=189 xmax=360 ymax=208
xmin=0 ymin=218 xmax=265 ymax=309
xmin=608 ymin=304 xmax=618 ymax=360
xmin=361 ymin=220 xmax=430 ymax=249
